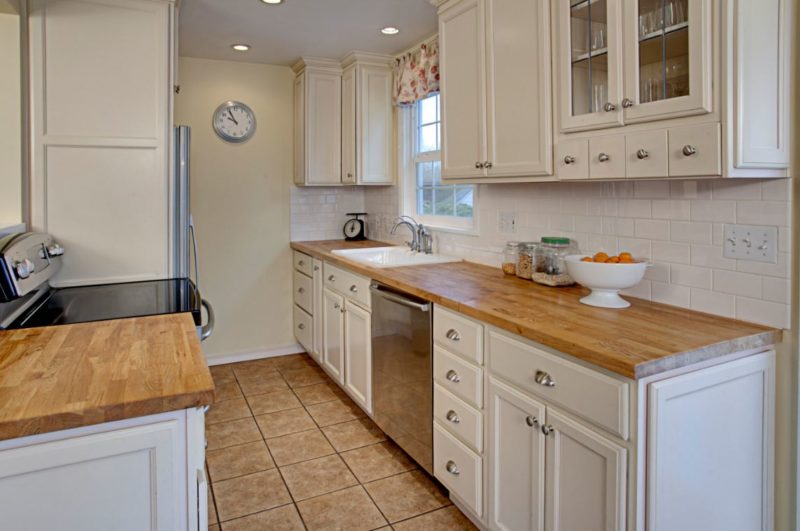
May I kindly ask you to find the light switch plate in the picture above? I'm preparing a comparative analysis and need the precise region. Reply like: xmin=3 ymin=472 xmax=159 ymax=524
xmin=498 ymin=211 xmax=517 ymax=234
xmin=723 ymin=224 xmax=777 ymax=263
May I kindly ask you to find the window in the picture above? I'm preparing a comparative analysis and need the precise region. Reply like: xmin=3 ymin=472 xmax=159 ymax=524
xmin=402 ymin=93 xmax=476 ymax=232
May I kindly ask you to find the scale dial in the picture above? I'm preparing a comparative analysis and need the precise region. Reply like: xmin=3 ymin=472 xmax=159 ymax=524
xmin=344 ymin=219 xmax=363 ymax=239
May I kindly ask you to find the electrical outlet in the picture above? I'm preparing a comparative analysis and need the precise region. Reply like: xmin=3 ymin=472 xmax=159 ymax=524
xmin=498 ymin=211 xmax=517 ymax=234
xmin=723 ymin=224 xmax=778 ymax=263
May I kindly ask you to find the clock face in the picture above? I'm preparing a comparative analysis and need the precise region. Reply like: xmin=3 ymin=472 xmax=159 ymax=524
xmin=213 ymin=101 xmax=256 ymax=143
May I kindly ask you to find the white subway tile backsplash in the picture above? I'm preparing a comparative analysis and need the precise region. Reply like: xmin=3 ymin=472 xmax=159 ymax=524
xmin=690 ymin=244 xmax=737 ymax=271
xmin=690 ymin=288 xmax=735 ymax=318
xmin=690 ymin=200 xmax=736 ymax=223
xmin=713 ymin=270 xmax=762 ymax=298
xmin=762 ymin=277 xmax=790 ymax=304
xmin=652 ymin=199 xmax=691 ymax=220
xmin=736 ymin=201 xmax=790 ymax=226
xmin=670 ymin=264 xmax=712 ymax=289
xmin=735 ymin=297 xmax=790 ymax=329
xmin=761 ymin=178 xmax=791 ymax=201
xmin=651 ymin=282 xmax=690 ymax=308
xmin=652 ymin=241 xmax=690 ymax=264
xmin=670 ymin=221 xmax=712 ymax=244
xmin=711 ymin=180 xmax=762 ymax=200
xmin=635 ymin=219 xmax=670 ymax=240
xmin=618 ymin=199 xmax=652 ymax=218
xmin=634 ymin=180 xmax=670 ymax=199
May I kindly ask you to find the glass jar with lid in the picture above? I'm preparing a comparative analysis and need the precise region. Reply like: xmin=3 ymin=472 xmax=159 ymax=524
xmin=533 ymin=237 xmax=578 ymax=286
xmin=516 ymin=242 xmax=538 ymax=280
xmin=502 ymin=241 xmax=520 ymax=275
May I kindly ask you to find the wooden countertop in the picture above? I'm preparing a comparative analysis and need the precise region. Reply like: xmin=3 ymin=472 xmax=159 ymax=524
xmin=0 ymin=313 xmax=215 ymax=441
xmin=292 ymin=240 xmax=780 ymax=379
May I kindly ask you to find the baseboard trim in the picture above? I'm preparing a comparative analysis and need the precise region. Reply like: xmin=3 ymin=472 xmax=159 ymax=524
xmin=206 ymin=344 xmax=305 ymax=366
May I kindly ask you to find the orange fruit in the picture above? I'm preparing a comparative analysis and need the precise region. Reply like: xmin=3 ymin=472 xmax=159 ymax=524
xmin=581 ymin=257 xmax=593 ymax=262
xmin=619 ymin=256 xmax=634 ymax=263
xmin=593 ymin=252 xmax=609 ymax=263
xmin=619 ymin=252 xmax=633 ymax=261
xmin=607 ymin=256 xmax=620 ymax=263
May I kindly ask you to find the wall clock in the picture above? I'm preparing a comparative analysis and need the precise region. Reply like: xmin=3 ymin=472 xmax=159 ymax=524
xmin=212 ymin=101 xmax=256 ymax=143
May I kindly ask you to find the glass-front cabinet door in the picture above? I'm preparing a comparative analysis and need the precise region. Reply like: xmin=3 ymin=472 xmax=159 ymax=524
xmin=556 ymin=0 xmax=624 ymax=132
xmin=622 ymin=0 xmax=712 ymax=122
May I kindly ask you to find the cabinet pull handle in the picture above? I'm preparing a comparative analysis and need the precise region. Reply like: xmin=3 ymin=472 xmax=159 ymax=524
xmin=333 ymin=302 xmax=341 ymax=310
xmin=526 ymin=415 xmax=539 ymax=427
xmin=475 ymin=161 xmax=485 ymax=169
xmin=298 ymin=323 xmax=305 ymax=330
xmin=682 ymin=145 xmax=697 ymax=156
xmin=445 ymin=329 xmax=461 ymax=341
xmin=328 ymin=275 xmax=336 ymax=281
xmin=446 ymin=460 xmax=461 ymax=476
xmin=445 ymin=369 xmax=461 ymax=383
xmin=446 ymin=410 xmax=461 ymax=424
xmin=534 ymin=370 xmax=556 ymax=388
xmin=621 ymin=97 xmax=634 ymax=108
xmin=298 ymin=287 xmax=305 ymax=294
xmin=314 ymin=265 xmax=320 ymax=271
xmin=349 ymin=285 xmax=358 ymax=293
xmin=542 ymin=424 xmax=555 ymax=436
xmin=636 ymin=149 xmax=649 ymax=160
xmin=563 ymin=155 xmax=576 ymax=165
xmin=347 ymin=172 xmax=353 ymax=178
xmin=598 ymin=153 xmax=610 ymax=163
xmin=603 ymin=102 xmax=617 ymax=112
xmin=484 ymin=161 xmax=493 ymax=169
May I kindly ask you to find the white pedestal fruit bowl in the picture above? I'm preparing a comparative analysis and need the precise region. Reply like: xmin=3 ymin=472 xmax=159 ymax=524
xmin=564 ymin=255 xmax=650 ymax=309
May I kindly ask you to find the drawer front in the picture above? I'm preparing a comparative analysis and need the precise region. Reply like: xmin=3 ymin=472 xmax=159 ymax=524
xmin=293 ymin=270 xmax=313 ymax=313
xmin=434 ymin=346 xmax=483 ymax=409
xmin=323 ymin=263 xmax=371 ymax=309
xmin=294 ymin=251 xmax=313 ymax=276
xmin=293 ymin=305 xmax=313 ymax=353
xmin=434 ymin=424 xmax=482 ymax=517
xmin=625 ymin=130 xmax=668 ymax=178
xmin=556 ymin=138 xmax=589 ymax=180
xmin=589 ymin=135 xmax=626 ymax=179
xmin=668 ymin=123 xmax=721 ymax=176
xmin=434 ymin=384 xmax=483 ymax=453
xmin=488 ymin=330 xmax=629 ymax=439
xmin=433 ymin=306 xmax=484 ymax=365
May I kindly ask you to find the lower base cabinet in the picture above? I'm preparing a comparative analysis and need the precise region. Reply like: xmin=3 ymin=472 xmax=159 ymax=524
xmin=344 ymin=299 xmax=372 ymax=414
xmin=322 ymin=287 xmax=345 ymax=384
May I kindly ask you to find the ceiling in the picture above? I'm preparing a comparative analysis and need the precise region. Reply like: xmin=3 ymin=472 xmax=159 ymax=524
xmin=179 ymin=0 xmax=438 ymax=66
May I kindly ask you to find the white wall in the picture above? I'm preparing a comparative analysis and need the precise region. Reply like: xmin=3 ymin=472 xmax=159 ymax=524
xmin=291 ymin=186 xmax=366 ymax=241
xmin=0 ymin=12 xmax=21 ymax=224
xmin=175 ymin=57 xmax=296 ymax=360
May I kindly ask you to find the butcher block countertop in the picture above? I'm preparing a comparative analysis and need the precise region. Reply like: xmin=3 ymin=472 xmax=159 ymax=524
xmin=292 ymin=240 xmax=780 ymax=379
xmin=0 ymin=313 xmax=215 ymax=441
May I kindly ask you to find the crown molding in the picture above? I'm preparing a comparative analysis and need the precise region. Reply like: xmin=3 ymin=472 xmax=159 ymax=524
xmin=291 ymin=56 xmax=343 ymax=75
xmin=340 ymin=51 xmax=394 ymax=69
xmin=427 ymin=0 xmax=448 ymax=6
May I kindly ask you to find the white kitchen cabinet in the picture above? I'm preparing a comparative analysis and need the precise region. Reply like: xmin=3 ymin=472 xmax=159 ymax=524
xmin=544 ymin=409 xmax=627 ymax=531
xmin=341 ymin=66 xmax=357 ymax=185
xmin=344 ymin=299 xmax=372 ymax=414
xmin=0 ymin=408 xmax=206 ymax=531
xmin=488 ymin=378 xmax=546 ymax=531
xmin=312 ymin=258 xmax=324 ymax=361
xmin=322 ymin=286 xmax=345 ymax=384
xmin=647 ymin=351 xmax=775 ymax=531
xmin=29 ymin=0 xmax=173 ymax=286
xmin=439 ymin=0 xmax=552 ymax=181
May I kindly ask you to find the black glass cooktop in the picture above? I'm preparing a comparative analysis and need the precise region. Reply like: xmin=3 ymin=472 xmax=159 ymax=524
xmin=8 ymin=278 xmax=201 ymax=330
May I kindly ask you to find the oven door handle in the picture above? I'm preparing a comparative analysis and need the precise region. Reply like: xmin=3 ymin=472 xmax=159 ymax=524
xmin=370 ymin=284 xmax=430 ymax=312
xmin=200 ymin=298 xmax=215 ymax=341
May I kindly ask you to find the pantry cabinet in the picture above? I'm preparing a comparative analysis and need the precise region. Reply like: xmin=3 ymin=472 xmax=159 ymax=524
xmin=439 ymin=0 xmax=552 ymax=181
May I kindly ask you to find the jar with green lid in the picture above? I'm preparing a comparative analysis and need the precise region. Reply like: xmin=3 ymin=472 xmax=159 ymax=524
xmin=533 ymin=237 xmax=578 ymax=286
xmin=502 ymin=241 xmax=520 ymax=275
xmin=516 ymin=242 xmax=538 ymax=280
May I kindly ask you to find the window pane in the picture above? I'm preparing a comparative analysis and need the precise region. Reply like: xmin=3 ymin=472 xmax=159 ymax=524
xmin=419 ymin=94 xmax=438 ymax=125
xmin=418 ymin=188 xmax=433 ymax=215
xmin=433 ymin=187 xmax=455 ymax=216
xmin=419 ymin=124 xmax=438 ymax=153
xmin=417 ymin=161 xmax=436 ymax=187
xmin=455 ymin=186 xmax=474 ymax=218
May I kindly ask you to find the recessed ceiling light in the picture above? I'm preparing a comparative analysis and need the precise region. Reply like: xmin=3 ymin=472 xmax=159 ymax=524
xmin=231 ymin=44 xmax=251 ymax=51
xmin=260 ymin=0 xmax=283 ymax=4
xmin=381 ymin=26 xmax=400 ymax=35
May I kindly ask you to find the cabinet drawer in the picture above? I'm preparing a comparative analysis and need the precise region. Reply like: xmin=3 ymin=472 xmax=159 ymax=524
xmin=433 ymin=306 xmax=483 ymax=365
xmin=668 ymin=123 xmax=721 ymax=176
xmin=626 ymin=130 xmax=668 ymax=178
xmin=294 ymin=251 xmax=313 ymax=276
xmin=434 ymin=424 xmax=482 ymax=517
xmin=434 ymin=384 xmax=483 ymax=453
xmin=293 ymin=305 xmax=313 ymax=353
xmin=589 ymin=135 xmax=626 ymax=179
xmin=488 ymin=329 xmax=629 ymax=439
xmin=323 ymin=262 xmax=371 ymax=309
xmin=556 ymin=138 xmax=589 ymax=180
xmin=293 ymin=270 xmax=313 ymax=313
xmin=434 ymin=346 xmax=483 ymax=409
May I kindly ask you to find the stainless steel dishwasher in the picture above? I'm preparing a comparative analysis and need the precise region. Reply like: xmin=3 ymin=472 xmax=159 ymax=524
xmin=370 ymin=282 xmax=433 ymax=474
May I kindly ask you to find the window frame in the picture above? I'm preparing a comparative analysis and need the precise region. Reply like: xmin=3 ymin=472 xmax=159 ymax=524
xmin=398 ymin=95 xmax=478 ymax=234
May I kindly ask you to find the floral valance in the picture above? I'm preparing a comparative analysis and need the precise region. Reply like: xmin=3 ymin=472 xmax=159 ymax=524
xmin=393 ymin=40 xmax=440 ymax=106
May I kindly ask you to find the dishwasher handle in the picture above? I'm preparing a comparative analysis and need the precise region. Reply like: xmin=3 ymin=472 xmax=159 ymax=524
xmin=370 ymin=284 xmax=430 ymax=312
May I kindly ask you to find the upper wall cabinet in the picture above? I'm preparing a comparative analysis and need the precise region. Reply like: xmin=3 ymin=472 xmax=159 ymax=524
xmin=439 ymin=0 xmax=553 ymax=182
xmin=293 ymin=55 xmax=393 ymax=187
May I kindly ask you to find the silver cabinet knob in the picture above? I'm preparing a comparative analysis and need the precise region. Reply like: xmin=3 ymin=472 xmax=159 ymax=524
xmin=534 ymin=370 xmax=556 ymax=388
xmin=475 ymin=161 xmax=485 ymax=169
xmin=603 ymin=102 xmax=617 ymax=112
xmin=328 ymin=275 xmax=336 ymax=281
xmin=445 ymin=369 xmax=461 ymax=383
xmin=526 ymin=415 xmax=539 ymax=427
xmin=347 ymin=172 xmax=353 ymax=179
xmin=298 ymin=323 xmax=305 ymax=330
xmin=298 ymin=287 xmax=305 ymax=294
xmin=484 ymin=161 xmax=493 ymax=169
xmin=446 ymin=410 xmax=461 ymax=424
xmin=445 ymin=329 xmax=461 ymax=341
xmin=636 ymin=149 xmax=649 ymax=160
xmin=349 ymin=285 xmax=358 ymax=293
xmin=313 ymin=265 xmax=320 ymax=271
xmin=542 ymin=425 xmax=555 ymax=436
xmin=445 ymin=460 xmax=460 ymax=476
xmin=621 ymin=98 xmax=634 ymax=108
xmin=298 ymin=260 xmax=305 ymax=266
xmin=333 ymin=302 xmax=341 ymax=310
xmin=563 ymin=155 xmax=576 ymax=165
xmin=598 ymin=153 xmax=610 ymax=163
xmin=682 ymin=145 xmax=697 ymax=156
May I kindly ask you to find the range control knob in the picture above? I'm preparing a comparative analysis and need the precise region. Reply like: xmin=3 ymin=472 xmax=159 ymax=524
xmin=47 ymin=244 xmax=65 ymax=257
xmin=14 ymin=259 xmax=34 ymax=280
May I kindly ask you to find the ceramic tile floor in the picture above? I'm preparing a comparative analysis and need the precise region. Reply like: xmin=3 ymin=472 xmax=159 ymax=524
xmin=206 ymin=353 xmax=477 ymax=531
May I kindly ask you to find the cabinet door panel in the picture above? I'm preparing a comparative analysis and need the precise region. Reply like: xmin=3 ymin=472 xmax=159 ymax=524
xmin=485 ymin=0 xmax=552 ymax=176
xmin=358 ymin=65 xmax=393 ymax=184
xmin=440 ymin=0 xmax=487 ymax=179
xmin=306 ymin=71 xmax=342 ymax=185
xmin=341 ymin=67 xmax=357 ymax=184
xmin=322 ymin=288 xmax=345 ymax=384
xmin=544 ymin=410 xmax=627 ymax=531
xmin=344 ymin=300 xmax=372 ymax=414
xmin=488 ymin=378 xmax=546 ymax=531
